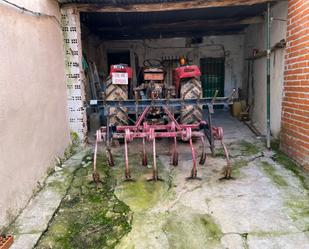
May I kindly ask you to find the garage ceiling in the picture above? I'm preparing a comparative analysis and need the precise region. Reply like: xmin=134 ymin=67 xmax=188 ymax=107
xmin=61 ymin=0 xmax=280 ymax=40
xmin=59 ymin=0 xmax=187 ymax=3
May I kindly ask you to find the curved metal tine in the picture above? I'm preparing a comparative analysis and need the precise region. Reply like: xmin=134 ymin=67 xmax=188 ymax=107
xmin=211 ymin=90 xmax=219 ymax=104
xmin=199 ymin=136 xmax=207 ymax=166
xmin=106 ymin=147 xmax=115 ymax=167
xmin=123 ymin=137 xmax=135 ymax=182
xmin=171 ymin=137 xmax=179 ymax=166
xmin=92 ymin=130 xmax=101 ymax=187
xmin=207 ymin=107 xmax=215 ymax=157
xmin=142 ymin=137 xmax=148 ymax=166
xmin=147 ymin=137 xmax=163 ymax=182
xmin=105 ymin=106 xmax=115 ymax=167
xmin=219 ymin=139 xmax=233 ymax=181
xmin=186 ymin=138 xmax=202 ymax=181
xmin=93 ymin=130 xmax=99 ymax=174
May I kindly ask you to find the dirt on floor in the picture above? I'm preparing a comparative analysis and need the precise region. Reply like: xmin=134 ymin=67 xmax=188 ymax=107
xmin=33 ymin=135 xmax=309 ymax=249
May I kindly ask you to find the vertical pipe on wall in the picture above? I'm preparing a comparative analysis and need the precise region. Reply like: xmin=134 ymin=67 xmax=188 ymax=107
xmin=266 ymin=3 xmax=271 ymax=149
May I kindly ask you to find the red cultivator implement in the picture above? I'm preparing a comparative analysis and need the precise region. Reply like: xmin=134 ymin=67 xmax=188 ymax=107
xmin=91 ymin=62 xmax=234 ymax=182
xmin=92 ymin=97 xmax=233 ymax=181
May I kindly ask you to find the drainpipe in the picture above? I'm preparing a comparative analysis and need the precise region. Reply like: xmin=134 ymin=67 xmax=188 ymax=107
xmin=266 ymin=3 xmax=271 ymax=149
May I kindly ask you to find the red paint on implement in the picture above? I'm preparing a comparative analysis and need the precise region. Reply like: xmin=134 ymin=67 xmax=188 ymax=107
xmin=93 ymin=106 xmax=231 ymax=180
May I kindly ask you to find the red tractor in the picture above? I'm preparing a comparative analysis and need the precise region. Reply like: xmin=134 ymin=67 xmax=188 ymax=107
xmin=106 ymin=58 xmax=203 ymax=125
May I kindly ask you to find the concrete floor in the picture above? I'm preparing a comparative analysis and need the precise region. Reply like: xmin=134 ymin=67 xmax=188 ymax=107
xmin=8 ymin=112 xmax=309 ymax=249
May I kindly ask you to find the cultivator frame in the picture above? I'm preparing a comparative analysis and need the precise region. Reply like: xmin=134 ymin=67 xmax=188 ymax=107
xmin=91 ymin=92 xmax=234 ymax=181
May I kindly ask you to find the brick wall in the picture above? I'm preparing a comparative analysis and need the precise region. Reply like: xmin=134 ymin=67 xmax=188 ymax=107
xmin=281 ymin=0 xmax=309 ymax=170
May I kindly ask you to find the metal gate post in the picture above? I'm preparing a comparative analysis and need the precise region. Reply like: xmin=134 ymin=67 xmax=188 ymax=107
xmin=266 ymin=3 xmax=271 ymax=149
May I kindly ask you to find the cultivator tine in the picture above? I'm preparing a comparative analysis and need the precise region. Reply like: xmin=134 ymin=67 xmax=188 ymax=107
xmin=171 ymin=137 xmax=178 ymax=166
xmin=220 ymin=140 xmax=232 ymax=180
xmin=148 ymin=136 xmax=163 ymax=181
xmin=142 ymin=137 xmax=148 ymax=166
xmin=124 ymin=137 xmax=133 ymax=181
xmin=106 ymin=148 xmax=115 ymax=167
xmin=186 ymin=138 xmax=201 ymax=180
xmin=92 ymin=130 xmax=103 ymax=188
xmin=105 ymin=106 xmax=115 ymax=167
xmin=93 ymin=130 xmax=99 ymax=174
xmin=212 ymin=127 xmax=232 ymax=180
xmin=208 ymin=109 xmax=216 ymax=157
xmin=152 ymin=137 xmax=158 ymax=180
xmin=199 ymin=136 xmax=207 ymax=165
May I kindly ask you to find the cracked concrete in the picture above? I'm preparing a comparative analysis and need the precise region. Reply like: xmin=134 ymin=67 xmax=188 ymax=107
xmin=112 ymin=112 xmax=309 ymax=249
xmin=7 ymin=150 xmax=89 ymax=249
xmin=6 ymin=112 xmax=309 ymax=249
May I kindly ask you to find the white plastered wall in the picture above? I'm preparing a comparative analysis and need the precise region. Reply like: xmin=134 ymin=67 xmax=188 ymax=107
xmin=0 ymin=0 xmax=70 ymax=228
xmin=243 ymin=1 xmax=288 ymax=137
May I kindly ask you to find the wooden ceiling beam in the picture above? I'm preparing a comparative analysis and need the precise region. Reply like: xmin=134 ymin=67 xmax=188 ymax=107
xmin=95 ymin=16 xmax=264 ymax=33
xmin=63 ymin=0 xmax=277 ymax=13
xmin=91 ymin=19 xmax=251 ymax=39
xmin=96 ymin=29 xmax=244 ymax=40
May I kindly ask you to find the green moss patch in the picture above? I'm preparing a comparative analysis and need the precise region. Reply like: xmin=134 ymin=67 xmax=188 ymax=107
xmin=272 ymin=151 xmax=309 ymax=191
xmin=163 ymin=207 xmax=222 ymax=249
xmin=286 ymin=198 xmax=309 ymax=222
xmin=268 ymin=142 xmax=309 ymax=230
xmin=260 ymin=161 xmax=288 ymax=187
xmin=231 ymin=159 xmax=248 ymax=178
xmin=239 ymin=140 xmax=260 ymax=156
xmin=217 ymin=140 xmax=261 ymax=159
xmin=36 ymin=153 xmax=132 ymax=249
xmin=285 ymin=195 xmax=309 ymax=232
xmin=116 ymin=178 xmax=168 ymax=211
xmin=113 ymin=153 xmax=173 ymax=211
xmin=249 ymin=230 xmax=290 ymax=237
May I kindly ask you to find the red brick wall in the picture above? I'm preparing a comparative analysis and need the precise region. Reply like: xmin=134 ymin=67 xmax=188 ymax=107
xmin=281 ymin=0 xmax=309 ymax=170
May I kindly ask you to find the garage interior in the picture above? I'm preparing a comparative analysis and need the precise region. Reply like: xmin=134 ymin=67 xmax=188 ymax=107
xmin=77 ymin=0 xmax=287 ymax=141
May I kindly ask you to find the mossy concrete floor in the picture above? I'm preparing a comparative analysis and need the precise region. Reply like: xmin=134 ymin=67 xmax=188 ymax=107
xmin=8 ymin=113 xmax=309 ymax=249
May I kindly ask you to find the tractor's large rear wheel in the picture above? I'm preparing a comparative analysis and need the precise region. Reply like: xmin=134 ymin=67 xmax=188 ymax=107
xmin=105 ymin=77 xmax=129 ymax=126
xmin=180 ymin=78 xmax=203 ymax=124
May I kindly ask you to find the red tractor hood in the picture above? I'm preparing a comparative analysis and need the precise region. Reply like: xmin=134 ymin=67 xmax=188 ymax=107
xmin=174 ymin=65 xmax=201 ymax=79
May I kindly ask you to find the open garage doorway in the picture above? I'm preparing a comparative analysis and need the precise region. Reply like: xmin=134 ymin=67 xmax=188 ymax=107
xmin=72 ymin=1 xmax=281 ymax=138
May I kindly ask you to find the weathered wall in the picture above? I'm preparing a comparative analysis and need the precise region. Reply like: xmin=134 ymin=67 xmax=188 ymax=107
xmin=62 ymin=8 xmax=87 ymax=140
xmin=243 ymin=1 xmax=288 ymax=137
xmin=0 ymin=0 xmax=70 ymax=228
xmin=281 ymin=0 xmax=309 ymax=170
xmin=83 ymin=35 xmax=245 ymax=96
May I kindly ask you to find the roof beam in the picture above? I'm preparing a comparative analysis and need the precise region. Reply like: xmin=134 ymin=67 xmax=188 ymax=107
xmin=63 ymin=0 xmax=277 ymax=13
xmin=95 ymin=16 xmax=264 ymax=32
xmin=96 ymin=29 xmax=244 ymax=40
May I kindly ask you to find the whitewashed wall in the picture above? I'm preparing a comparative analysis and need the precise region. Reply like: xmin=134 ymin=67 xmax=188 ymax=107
xmin=243 ymin=1 xmax=288 ymax=137
xmin=0 ymin=0 xmax=70 ymax=229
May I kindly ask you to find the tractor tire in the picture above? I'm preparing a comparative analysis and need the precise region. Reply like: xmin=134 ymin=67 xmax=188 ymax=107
xmin=180 ymin=78 xmax=203 ymax=124
xmin=105 ymin=77 xmax=129 ymax=126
